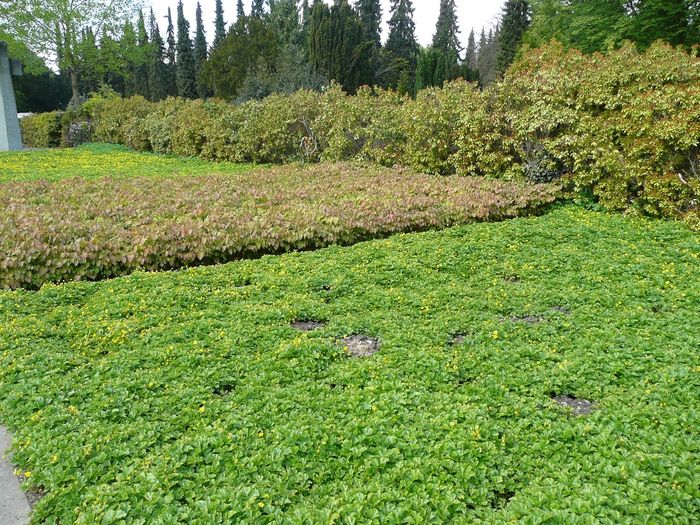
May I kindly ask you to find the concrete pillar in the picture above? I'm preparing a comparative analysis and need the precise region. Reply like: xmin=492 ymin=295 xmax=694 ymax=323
xmin=0 ymin=42 xmax=22 ymax=151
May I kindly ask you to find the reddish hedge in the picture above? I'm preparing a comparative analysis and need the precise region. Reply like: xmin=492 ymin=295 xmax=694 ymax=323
xmin=0 ymin=163 xmax=560 ymax=289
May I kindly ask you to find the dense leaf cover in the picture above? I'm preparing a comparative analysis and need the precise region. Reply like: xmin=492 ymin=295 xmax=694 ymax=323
xmin=0 ymin=154 xmax=558 ymax=289
xmin=0 ymin=144 xmax=255 ymax=183
xmin=0 ymin=206 xmax=698 ymax=523
xmin=19 ymin=42 xmax=699 ymax=226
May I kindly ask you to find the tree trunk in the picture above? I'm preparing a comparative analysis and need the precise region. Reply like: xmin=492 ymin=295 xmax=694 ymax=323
xmin=69 ymin=68 xmax=81 ymax=106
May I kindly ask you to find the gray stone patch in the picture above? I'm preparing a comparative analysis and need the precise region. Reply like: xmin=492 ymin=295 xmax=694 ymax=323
xmin=291 ymin=320 xmax=325 ymax=332
xmin=342 ymin=335 xmax=380 ymax=357
xmin=450 ymin=334 xmax=467 ymax=345
xmin=0 ymin=426 xmax=30 ymax=524
xmin=508 ymin=315 xmax=544 ymax=324
xmin=552 ymin=395 xmax=595 ymax=416
xmin=551 ymin=306 xmax=571 ymax=315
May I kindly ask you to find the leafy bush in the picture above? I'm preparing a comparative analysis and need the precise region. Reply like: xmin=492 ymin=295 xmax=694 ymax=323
xmin=91 ymin=94 xmax=154 ymax=151
xmin=487 ymin=41 xmax=700 ymax=222
xmin=0 ymin=162 xmax=560 ymax=289
xmin=19 ymin=111 xmax=63 ymax=148
xmin=23 ymin=42 xmax=700 ymax=225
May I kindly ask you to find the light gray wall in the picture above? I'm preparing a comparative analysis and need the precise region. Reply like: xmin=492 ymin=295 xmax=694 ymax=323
xmin=0 ymin=42 xmax=23 ymax=151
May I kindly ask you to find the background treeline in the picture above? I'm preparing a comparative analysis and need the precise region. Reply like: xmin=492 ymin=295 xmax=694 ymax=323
xmin=22 ymin=42 xmax=700 ymax=228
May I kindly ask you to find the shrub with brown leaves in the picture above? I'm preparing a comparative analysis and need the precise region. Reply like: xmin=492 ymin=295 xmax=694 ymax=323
xmin=0 ymin=163 xmax=560 ymax=289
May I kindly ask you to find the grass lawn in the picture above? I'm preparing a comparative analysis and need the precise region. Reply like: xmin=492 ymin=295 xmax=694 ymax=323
xmin=1 ymin=206 xmax=698 ymax=523
xmin=0 ymin=143 xmax=257 ymax=183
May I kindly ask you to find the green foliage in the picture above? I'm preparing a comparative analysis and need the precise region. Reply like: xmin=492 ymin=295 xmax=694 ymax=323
xmin=0 ymin=206 xmax=698 ymax=522
xmin=0 ymin=155 xmax=558 ymax=289
xmin=175 ymin=0 xmax=197 ymax=99
xmin=19 ymin=112 xmax=64 ymax=148
xmin=527 ymin=0 xmax=700 ymax=54
xmin=384 ymin=0 xmax=419 ymax=92
xmin=0 ymin=143 xmax=254 ymax=184
xmin=497 ymin=0 xmax=531 ymax=74
xmin=90 ymin=94 xmax=154 ymax=150
xmin=403 ymin=80 xmax=477 ymax=175
xmin=203 ymin=16 xmax=279 ymax=101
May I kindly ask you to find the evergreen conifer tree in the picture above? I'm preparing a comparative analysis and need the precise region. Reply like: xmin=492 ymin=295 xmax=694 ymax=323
xmin=497 ymin=0 xmax=530 ymax=74
xmin=148 ymin=8 xmax=168 ymax=101
xmin=121 ymin=20 xmax=138 ymax=96
xmin=194 ymin=2 xmax=210 ymax=97
xmin=355 ymin=0 xmax=382 ymax=46
xmin=251 ymin=0 xmax=265 ymax=18
xmin=432 ymin=0 xmax=461 ymax=63
xmin=465 ymin=28 xmax=476 ymax=71
xmin=165 ymin=7 xmax=178 ymax=96
xmin=213 ymin=0 xmax=226 ymax=47
xmin=385 ymin=0 xmax=419 ymax=90
xmin=176 ymin=0 xmax=197 ymax=98
xmin=237 ymin=0 xmax=245 ymax=19
xmin=135 ymin=11 xmax=150 ymax=97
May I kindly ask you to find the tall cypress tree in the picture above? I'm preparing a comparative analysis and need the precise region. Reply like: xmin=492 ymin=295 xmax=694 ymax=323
xmin=251 ymin=0 xmax=265 ymax=18
xmin=355 ymin=0 xmax=382 ymax=46
xmin=148 ymin=8 xmax=167 ymax=101
xmin=497 ymin=0 xmax=530 ymax=74
xmin=121 ymin=20 xmax=139 ymax=96
xmin=354 ymin=0 xmax=381 ymax=87
xmin=194 ymin=2 xmax=209 ymax=97
xmin=237 ymin=0 xmax=245 ymax=19
xmin=385 ymin=0 xmax=419 ymax=90
xmin=213 ymin=0 xmax=226 ymax=47
xmin=432 ymin=0 xmax=461 ymax=62
xmin=308 ymin=0 xmax=366 ymax=93
xmin=176 ymin=0 xmax=197 ymax=98
xmin=465 ymin=29 xmax=476 ymax=70
xmin=165 ymin=8 xmax=178 ymax=96
xmin=135 ymin=11 xmax=150 ymax=97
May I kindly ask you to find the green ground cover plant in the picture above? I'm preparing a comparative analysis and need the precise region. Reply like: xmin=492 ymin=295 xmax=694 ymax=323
xmin=0 ymin=206 xmax=698 ymax=523
xmin=0 ymin=144 xmax=256 ymax=183
xmin=0 ymin=159 xmax=558 ymax=289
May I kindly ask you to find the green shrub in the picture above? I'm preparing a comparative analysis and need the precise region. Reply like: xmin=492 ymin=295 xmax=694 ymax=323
xmin=142 ymin=97 xmax=189 ymax=155
xmin=403 ymin=80 xmax=476 ymax=175
xmin=20 ymin=41 xmax=699 ymax=225
xmin=90 ymin=94 xmax=154 ymax=150
xmin=489 ymin=41 xmax=700 ymax=221
xmin=19 ymin=111 xmax=63 ymax=148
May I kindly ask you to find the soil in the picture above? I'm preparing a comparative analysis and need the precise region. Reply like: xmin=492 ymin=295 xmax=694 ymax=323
xmin=342 ymin=335 xmax=380 ymax=357
xmin=552 ymin=394 xmax=595 ymax=416
xmin=16 ymin=471 xmax=44 ymax=508
xmin=508 ymin=315 xmax=544 ymax=324
xmin=291 ymin=320 xmax=325 ymax=332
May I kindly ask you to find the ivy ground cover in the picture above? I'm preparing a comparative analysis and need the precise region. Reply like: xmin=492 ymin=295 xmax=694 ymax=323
xmin=0 ymin=143 xmax=256 ymax=183
xmin=0 ymin=206 xmax=698 ymax=523
xmin=0 ymin=157 xmax=558 ymax=289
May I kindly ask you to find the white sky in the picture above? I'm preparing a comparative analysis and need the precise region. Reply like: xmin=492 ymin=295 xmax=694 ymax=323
xmin=149 ymin=0 xmax=505 ymax=49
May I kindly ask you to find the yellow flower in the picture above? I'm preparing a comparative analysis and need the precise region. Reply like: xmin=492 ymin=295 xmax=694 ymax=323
xmin=258 ymin=502 xmax=265 ymax=508
xmin=198 ymin=406 xmax=205 ymax=413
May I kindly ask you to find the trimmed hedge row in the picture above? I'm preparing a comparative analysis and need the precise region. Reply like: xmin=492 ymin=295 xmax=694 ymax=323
xmin=19 ymin=42 xmax=700 ymax=225
xmin=0 ymin=163 xmax=560 ymax=289
xmin=18 ymin=111 xmax=63 ymax=148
